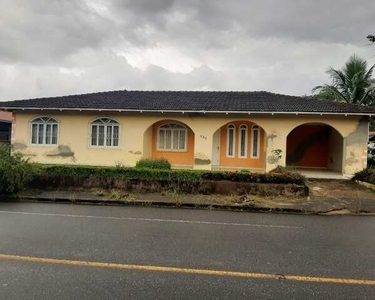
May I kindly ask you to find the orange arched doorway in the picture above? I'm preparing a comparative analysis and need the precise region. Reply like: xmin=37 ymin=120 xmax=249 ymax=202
xmin=212 ymin=120 xmax=266 ymax=170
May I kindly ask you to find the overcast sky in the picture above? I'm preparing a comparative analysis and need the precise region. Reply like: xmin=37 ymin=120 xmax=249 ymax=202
xmin=0 ymin=0 xmax=374 ymax=101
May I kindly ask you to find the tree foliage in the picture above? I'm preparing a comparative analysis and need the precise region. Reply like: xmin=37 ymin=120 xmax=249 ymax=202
xmin=312 ymin=55 xmax=375 ymax=105
xmin=0 ymin=144 xmax=38 ymax=194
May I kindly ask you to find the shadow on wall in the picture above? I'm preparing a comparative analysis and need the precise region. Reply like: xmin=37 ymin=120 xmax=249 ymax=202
xmin=287 ymin=127 xmax=329 ymax=166
xmin=286 ymin=124 xmax=344 ymax=171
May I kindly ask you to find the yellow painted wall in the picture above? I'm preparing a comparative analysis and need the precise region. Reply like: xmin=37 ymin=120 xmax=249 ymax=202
xmin=11 ymin=111 xmax=368 ymax=175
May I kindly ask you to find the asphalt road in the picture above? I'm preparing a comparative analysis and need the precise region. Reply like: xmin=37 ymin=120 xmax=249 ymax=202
xmin=0 ymin=202 xmax=374 ymax=299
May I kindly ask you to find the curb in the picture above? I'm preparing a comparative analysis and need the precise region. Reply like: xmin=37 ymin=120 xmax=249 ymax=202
xmin=3 ymin=196 xmax=374 ymax=215
xmin=355 ymin=180 xmax=375 ymax=192
xmin=1 ymin=195 xmax=374 ymax=215
xmin=1 ymin=195 xmax=317 ymax=214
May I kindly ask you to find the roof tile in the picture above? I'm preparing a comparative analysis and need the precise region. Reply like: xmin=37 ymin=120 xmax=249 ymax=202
xmin=1 ymin=90 xmax=375 ymax=115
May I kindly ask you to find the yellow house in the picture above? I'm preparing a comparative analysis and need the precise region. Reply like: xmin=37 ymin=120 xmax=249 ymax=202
xmin=1 ymin=90 xmax=374 ymax=175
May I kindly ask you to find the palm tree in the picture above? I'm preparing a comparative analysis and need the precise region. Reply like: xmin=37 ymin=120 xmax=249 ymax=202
xmin=312 ymin=55 xmax=375 ymax=105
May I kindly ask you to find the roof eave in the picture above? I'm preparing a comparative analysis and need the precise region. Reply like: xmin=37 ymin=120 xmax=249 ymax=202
xmin=0 ymin=107 xmax=373 ymax=117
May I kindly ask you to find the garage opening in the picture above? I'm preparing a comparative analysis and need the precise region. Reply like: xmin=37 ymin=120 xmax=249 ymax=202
xmin=286 ymin=123 xmax=343 ymax=173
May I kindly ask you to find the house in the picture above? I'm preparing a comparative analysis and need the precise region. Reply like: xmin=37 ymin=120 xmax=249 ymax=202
xmin=0 ymin=90 xmax=374 ymax=175
xmin=0 ymin=111 xmax=12 ymax=144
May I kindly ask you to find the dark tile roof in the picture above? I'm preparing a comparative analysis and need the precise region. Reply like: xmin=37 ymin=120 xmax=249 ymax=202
xmin=1 ymin=90 xmax=375 ymax=115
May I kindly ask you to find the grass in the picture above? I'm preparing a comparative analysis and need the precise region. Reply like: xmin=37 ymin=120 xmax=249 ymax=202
xmin=93 ymin=189 xmax=106 ymax=197
xmin=110 ymin=190 xmax=123 ymax=200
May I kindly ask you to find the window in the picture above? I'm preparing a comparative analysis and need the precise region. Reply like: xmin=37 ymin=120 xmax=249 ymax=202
xmin=157 ymin=123 xmax=187 ymax=151
xmin=227 ymin=124 xmax=235 ymax=157
xmin=31 ymin=117 xmax=58 ymax=145
xmin=91 ymin=118 xmax=120 ymax=147
xmin=251 ymin=125 xmax=260 ymax=159
xmin=238 ymin=124 xmax=248 ymax=158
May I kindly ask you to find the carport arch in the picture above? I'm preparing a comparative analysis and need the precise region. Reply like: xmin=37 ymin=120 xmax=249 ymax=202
xmin=286 ymin=122 xmax=344 ymax=173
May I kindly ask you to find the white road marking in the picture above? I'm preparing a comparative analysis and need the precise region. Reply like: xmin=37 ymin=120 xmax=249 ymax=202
xmin=0 ymin=210 xmax=302 ymax=229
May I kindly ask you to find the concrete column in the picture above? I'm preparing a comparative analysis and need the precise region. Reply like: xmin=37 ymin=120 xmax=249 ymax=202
xmin=192 ymin=131 xmax=214 ymax=170
xmin=265 ymin=131 xmax=287 ymax=172
xmin=343 ymin=118 xmax=369 ymax=174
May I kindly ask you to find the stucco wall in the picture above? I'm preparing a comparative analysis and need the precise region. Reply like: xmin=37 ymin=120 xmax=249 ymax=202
xmin=343 ymin=118 xmax=369 ymax=175
xmin=328 ymin=128 xmax=343 ymax=172
xmin=11 ymin=111 xmax=368 ymax=174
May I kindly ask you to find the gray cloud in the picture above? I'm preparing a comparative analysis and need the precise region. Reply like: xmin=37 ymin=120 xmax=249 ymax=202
xmin=109 ymin=0 xmax=375 ymax=47
xmin=0 ymin=0 xmax=114 ymax=64
xmin=0 ymin=0 xmax=374 ymax=101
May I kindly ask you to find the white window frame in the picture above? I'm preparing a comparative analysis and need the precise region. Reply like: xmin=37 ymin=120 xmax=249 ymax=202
xmin=157 ymin=123 xmax=188 ymax=152
xmin=238 ymin=124 xmax=248 ymax=158
xmin=226 ymin=124 xmax=236 ymax=158
xmin=251 ymin=125 xmax=260 ymax=159
xmin=90 ymin=117 xmax=120 ymax=148
xmin=30 ymin=117 xmax=59 ymax=146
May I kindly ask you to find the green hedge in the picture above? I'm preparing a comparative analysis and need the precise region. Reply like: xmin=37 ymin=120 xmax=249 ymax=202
xmin=37 ymin=165 xmax=305 ymax=185
xmin=353 ymin=168 xmax=375 ymax=184
xmin=135 ymin=158 xmax=171 ymax=170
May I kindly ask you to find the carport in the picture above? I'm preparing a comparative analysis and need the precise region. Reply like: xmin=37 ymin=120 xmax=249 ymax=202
xmin=286 ymin=123 xmax=344 ymax=173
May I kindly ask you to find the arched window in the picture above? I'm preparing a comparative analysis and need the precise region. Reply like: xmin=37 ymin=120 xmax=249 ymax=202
xmin=251 ymin=125 xmax=260 ymax=159
xmin=238 ymin=124 xmax=248 ymax=158
xmin=91 ymin=118 xmax=120 ymax=147
xmin=157 ymin=123 xmax=187 ymax=151
xmin=227 ymin=124 xmax=235 ymax=157
xmin=31 ymin=117 xmax=58 ymax=145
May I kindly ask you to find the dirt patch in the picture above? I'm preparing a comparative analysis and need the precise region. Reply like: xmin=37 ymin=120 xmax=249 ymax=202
xmin=307 ymin=180 xmax=375 ymax=201
xmin=31 ymin=176 xmax=307 ymax=197
xmin=17 ymin=180 xmax=375 ymax=214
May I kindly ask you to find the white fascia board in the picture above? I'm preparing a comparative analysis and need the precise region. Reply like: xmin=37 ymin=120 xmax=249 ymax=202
xmin=0 ymin=107 xmax=373 ymax=117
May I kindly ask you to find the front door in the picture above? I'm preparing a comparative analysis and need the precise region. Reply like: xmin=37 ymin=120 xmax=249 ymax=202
xmin=212 ymin=130 xmax=220 ymax=166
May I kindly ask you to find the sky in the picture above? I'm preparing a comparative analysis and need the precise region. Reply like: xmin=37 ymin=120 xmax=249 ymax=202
xmin=0 ymin=0 xmax=374 ymax=101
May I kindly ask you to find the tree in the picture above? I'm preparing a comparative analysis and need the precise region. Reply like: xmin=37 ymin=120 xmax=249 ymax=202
xmin=0 ymin=144 xmax=38 ymax=194
xmin=312 ymin=55 xmax=375 ymax=105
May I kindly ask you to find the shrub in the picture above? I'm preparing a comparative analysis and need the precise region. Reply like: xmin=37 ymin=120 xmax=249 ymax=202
xmin=353 ymin=168 xmax=375 ymax=184
xmin=135 ymin=158 xmax=171 ymax=170
xmin=201 ymin=170 xmax=305 ymax=185
xmin=368 ymin=157 xmax=375 ymax=168
xmin=0 ymin=144 xmax=38 ymax=194
xmin=270 ymin=165 xmax=297 ymax=173
xmin=39 ymin=165 xmax=203 ymax=181
xmin=37 ymin=165 xmax=305 ymax=185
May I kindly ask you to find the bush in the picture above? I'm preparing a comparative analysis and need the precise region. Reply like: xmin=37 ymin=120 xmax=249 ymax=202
xmin=201 ymin=170 xmax=305 ymax=185
xmin=0 ymin=144 xmax=38 ymax=194
xmin=270 ymin=165 xmax=297 ymax=173
xmin=135 ymin=158 xmax=171 ymax=170
xmin=353 ymin=168 xmax=375 ymax=184
xmin=368 ymin=157 xmax=375 ymax=168
xmin=39 ymin=165 xmax=203 ymax=181
xmin=37 ymin=165 xmax=305 ymax=185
